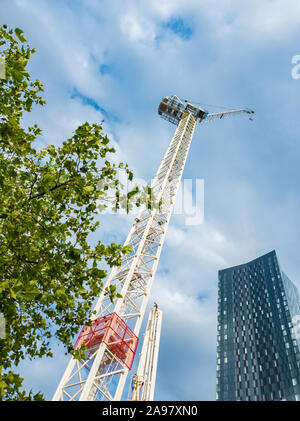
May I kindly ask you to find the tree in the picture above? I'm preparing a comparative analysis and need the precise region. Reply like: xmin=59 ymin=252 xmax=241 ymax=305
xmin=0 ymin=25 xmax=152 ymax=400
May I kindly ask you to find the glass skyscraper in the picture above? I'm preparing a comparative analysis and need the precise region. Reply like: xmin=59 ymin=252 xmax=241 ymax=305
xmin=216 ymin=250 xmax=300 ymax=401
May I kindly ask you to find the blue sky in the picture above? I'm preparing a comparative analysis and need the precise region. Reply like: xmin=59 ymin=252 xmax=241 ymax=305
xmin=1 ymin=0 xmax=300 ymax=401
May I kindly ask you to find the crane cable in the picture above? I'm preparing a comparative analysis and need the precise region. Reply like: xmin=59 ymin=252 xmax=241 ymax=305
xmin=186 ymin=100 xmax=249 ymax=111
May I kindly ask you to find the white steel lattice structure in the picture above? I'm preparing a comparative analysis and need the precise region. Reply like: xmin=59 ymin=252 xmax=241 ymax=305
xmin=53 ymin=95 xmax=254 ymax=401
xmin=130 ymin=303 xmax=163 ymax=401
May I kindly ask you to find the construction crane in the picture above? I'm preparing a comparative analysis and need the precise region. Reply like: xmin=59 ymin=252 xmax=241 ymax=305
xmin=130 ymin=303 xmax=163 ymax=401
xmin=52 ymin=95 xmax=254 ymax=401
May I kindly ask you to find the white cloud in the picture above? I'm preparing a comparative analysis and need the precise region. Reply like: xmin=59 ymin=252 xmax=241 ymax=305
xmin=146 ymin=0 xmax=300 ymax=44
xmin=120 ymin=12 xmax=157 ymax=43
xmin=165 ymin=222 xmax=231 ymax=267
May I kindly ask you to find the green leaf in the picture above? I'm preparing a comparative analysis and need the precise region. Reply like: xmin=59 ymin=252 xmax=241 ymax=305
xmin=14 ymin=28 xmax=27 ymax=43
xmin=83 ymin=185 xmax=94 ymax=194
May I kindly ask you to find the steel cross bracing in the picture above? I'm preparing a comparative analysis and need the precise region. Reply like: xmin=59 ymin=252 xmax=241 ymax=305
xmin=53 ymin=96 xmax=253 ymax=402
xmin=130 ymin=303 xmax=163 ymax=401
xmin=53 ymin=112 xmax=196 ymax=401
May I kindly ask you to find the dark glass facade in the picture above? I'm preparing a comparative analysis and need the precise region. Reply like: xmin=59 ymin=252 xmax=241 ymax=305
xmin=216 ymin=250 xmax=300 ymax=401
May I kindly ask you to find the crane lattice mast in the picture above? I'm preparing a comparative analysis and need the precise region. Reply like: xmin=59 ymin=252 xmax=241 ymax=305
xmin=130 ymin=303 xmax=163 ymax=401
xmin=53 ymin=95 xmax=254 ymax=401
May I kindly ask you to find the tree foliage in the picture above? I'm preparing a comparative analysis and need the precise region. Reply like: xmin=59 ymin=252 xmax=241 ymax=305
xmin=0 ymin=25 xmax=151 ymax=400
